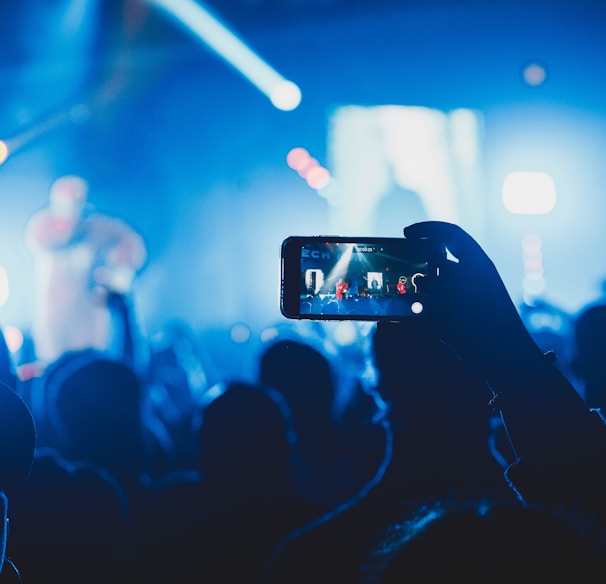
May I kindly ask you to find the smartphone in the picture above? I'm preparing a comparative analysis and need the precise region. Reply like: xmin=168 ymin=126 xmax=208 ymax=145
xmin=280 ymin=236 xmax=446 ymax=321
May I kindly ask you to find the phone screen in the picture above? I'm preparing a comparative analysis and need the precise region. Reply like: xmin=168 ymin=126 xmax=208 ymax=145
xmin=280 ymin=236 xmax=444 ymax=321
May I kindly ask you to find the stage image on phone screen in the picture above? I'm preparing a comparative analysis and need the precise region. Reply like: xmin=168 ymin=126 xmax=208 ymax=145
xmin=282 ymin=238 xmax=439 ymax=320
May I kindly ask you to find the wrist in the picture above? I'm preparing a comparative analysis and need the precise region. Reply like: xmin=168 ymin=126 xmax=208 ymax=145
xmin=488 ymin=350 xmax=558 ymax=408
xmin=488 ymin=350 xmax=594 ymax=463
xmin=475 ymin=329 xmax=547 ymax=390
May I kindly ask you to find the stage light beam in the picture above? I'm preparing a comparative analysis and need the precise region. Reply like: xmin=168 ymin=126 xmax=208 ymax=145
xmin=147 ymin=0 xmax=302 ymax=111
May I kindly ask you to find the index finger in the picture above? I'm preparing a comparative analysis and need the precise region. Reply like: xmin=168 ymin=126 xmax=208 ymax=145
xmin=403 ymin=221 xmax=487 ymax=264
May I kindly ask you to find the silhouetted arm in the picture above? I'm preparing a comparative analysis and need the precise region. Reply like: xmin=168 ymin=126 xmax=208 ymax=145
xmin=404 ymin=221 xmax=606 ymax=515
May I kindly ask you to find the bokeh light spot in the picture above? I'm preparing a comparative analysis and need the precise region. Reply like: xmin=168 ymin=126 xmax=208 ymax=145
xmin=333 ymin=321 xmax=358 ymax=346
xmin=230 ymin=323 xmax=251 ymax=344
xmin=260 ymin=326 xmax=279 ymax=343
xmin=306 ymin=166 xmax=331 ymax=190
xmin=502 ymin=171 xmax=556 ymax=214
xmin=0 ymin=267 xmax=9 ymax=307
xmin=522 ymin=62 xmax=547 ymax=87
xmin=3 ymin=325 xmax=23 ymax=354
xmin=286 ymin=147 xmax=311 ymax=171
xmin=0 ymin=141 xmax=8 ymax=165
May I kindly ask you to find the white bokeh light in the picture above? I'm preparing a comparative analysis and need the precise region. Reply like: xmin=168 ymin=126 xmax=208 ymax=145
xmin=502 ymin=171 xmax=556 ymax=214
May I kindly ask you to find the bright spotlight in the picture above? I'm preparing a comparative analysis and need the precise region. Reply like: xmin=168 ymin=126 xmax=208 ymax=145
xmin=148 ymin=0 xmax=302 ymax=111
xmin=270 ymin=80 xmax=302 ymax=111
xmin=502 ymin=171 xmax=556 ymax=214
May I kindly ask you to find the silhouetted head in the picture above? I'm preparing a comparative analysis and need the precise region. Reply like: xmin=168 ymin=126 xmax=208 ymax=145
xmin=573 ymin=304 xmax=606 ymax=410
xmin=45 ymin=352 xmax=145 ymax=481
xmin=198 ymin=381 xmax=295 ymax=503
xmin=0 ymin=382 xmax=36 ymax=576
xmin=259 ymin=340 xmax=335 ymax=417
xmin=0 ymin=381 xmax=35 ymax=515
xmin=8 ymin=448 xmax=129 ymax=582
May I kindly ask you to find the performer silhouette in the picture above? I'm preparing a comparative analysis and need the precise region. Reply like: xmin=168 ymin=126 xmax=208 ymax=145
xmin=23 ymin=175 xmax=147 ymax=367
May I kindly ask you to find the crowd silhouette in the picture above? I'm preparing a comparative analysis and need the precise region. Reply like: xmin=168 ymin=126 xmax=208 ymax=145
xmin=1 ymin=220 xmax=606 ymax=582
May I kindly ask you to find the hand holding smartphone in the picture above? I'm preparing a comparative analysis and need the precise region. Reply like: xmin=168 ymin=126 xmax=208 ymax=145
xmin=280 ymin=236 xmax=446 ymax=321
